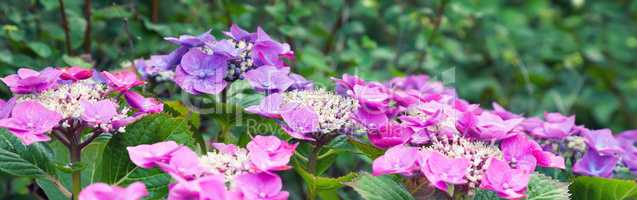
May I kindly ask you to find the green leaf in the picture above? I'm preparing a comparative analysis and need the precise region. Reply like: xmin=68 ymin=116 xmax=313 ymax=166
xmin=293 ymin=159 xmax=357 ymax=191
xmin=0 ymin=129 xmax=55 ymax=177
xmin=27 ymin=42 xmax=52 ymax=58
xmin=349 ymin=139 xmax=385 ymax=160
xmin=569 ymin=176 xmax=637 ymax=200
xmin=347 ymin=172 xmax=415 ymax=200
xmin=0 ymin=50 xmax=14 ymax=64
xmin=527 ymin=173 xmax=570 ymax=200
xmin=93 ymin=5 xmax=132 ymax=19
xmin=36 ymin=178 xmax=71 ymax=200
xmin=96 ymin=114 xmax=196 ymax=199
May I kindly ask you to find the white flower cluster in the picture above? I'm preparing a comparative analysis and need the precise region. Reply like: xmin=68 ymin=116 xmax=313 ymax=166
xmin=17 ymin=80 xmax=110 ymax=118
xmin=198 ymin=148 xmax=253 ymax=183
xmin=422 ymin=135 xmax=503 ymax=190
xmin=283 ymin=89 xmax=360 ymax=134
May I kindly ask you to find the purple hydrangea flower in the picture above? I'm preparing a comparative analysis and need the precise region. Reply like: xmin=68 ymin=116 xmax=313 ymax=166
xmin=480 ymin=158 xmax=531 ymax=199
xmin=287 ymin=73 xmax=314 ymax=91
xmin=573 ymin=147 xmax=619 ymax=178
xmin=165 ymin=29 xmax=214 ymax=47
xmin=123 ymin=91 xmax=164 ymax=114
xmin=79 ymin=182 xmax=148 ymax=200
xmin=582 ymin=129 xmax=624 ymax=155
xmin=244 ymin=66 xmax=293 ymax=93
xmin=168 ymin=175 xmax=228 ymax=200
xmin=173 ymin=48 xmax=229 ymax=95
xmin=351 ymin=83 xmax=391 ymax=111
xmin=332 ymin=74 xmax=365 ymax=95
xmin=252 ymin=27 xmax=294 ymax=67
xmin=224 ymin=24 xmax=256 ymax=42
xmin=618 ymin=130 xmax=637 ymax=174
xmin=247 ymin=135 xmax=297 ymax=172
xmin=419 ymin=151 xmax=471 ymax=192
xmin=231 ymin=173 xmax=289 ymax=200
xmin=372 ymin=145 xmax=420 ymax=176
xmin=157 ymin=147 xmax=203 ymax=181
xmin=529 ymin=112 xmax=576 ymax=140
xmin=80 ymin=100 xmax=119 ymax=128
xmin=500 ymin=134 xmax=565 ymax=172
xmin=245 ymin=93 xmax=285 ymax=119
xmin=0 ymin=101 xmax=62 ymax=145
xmin=491 ymin=102 xmax=522 ymax=120
xmin=472 ymin=111 xmax=523 ymax=141
xmin=279 ymin=104 xmax=320 ymax=141
xmin=1 ymin=67 xmax=60 ymax=94
xmin=0 ymin=97 xmax=14 ymax=119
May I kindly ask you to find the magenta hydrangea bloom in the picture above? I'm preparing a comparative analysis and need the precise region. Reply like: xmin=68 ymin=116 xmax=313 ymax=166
xmin=1 ymin=67 xmax=60 ymax=94
xmin=351 ymin=83 xmax=391 ymax=111
xmin=573 ymin=147 xmax=619 ymax=178
xmin=231 ymin=173 xmax=289 ymax=200
xmin=480 ymin=158 xmax=531 ymax=200
xmin=0 ymin=101 xmax=62 ymax=145
xmin=244 ymin=66 xmax=293 ymax=93
xmin=78 ymin=182 xmax=148 ymax=200
xmin=529 ymin=112 xmax=576 ymax=140
xmin=491 ymin=102 xmax=522 ymax=120
xmin=472 ymin=111 xmax=523 ymax=141
xmin=581 ymin=129 xmax=624 ymax=156
xmin=280 ymin=105 xmax=320 ymax=141
xmin=59 ymin=66 xmax=93 ymax=82
xmin=126 ymin=141 xmax=181 ymax=168
xmin=332 ymin=74 xmax=365 ymax=95
xmin=0 ymin=97 xmax=13 ymax=119
xmin=80 ymin=100 xmax=119 ymax=128
xmin=500 ymin=134 xmax=565 ymax=172
xmin=224 ymin=24 xmax=256 ymax=41
xmin=252 ymin=27 xmax=294 ymax=67
xmin=287 ymin=73 xmax=314 ymax=91
xmin=372 ymin=145 xmax=420 ymax=176
xmin=247 ymin=135 xmax=297 ymax=172
xmin=168 ymin=175 xmax=228 ymax=200
xmin=102 ymin=70 xmax=144 ymax=92
xmin=173 ymin=48 xmax=229 ymax=95
xmin=419 ymin=151 xmax=471 ymax=192
xmin=157 ymin=147 xmax=203 ymax=180
xmin=123 ymin=91 xmax=164 ymax=114
xmin=245 ymin=93 xmax=285 ymax=119
xmin=353 ymin=108 xmax=390 ymax=129
xmin=368 ymin=123 xmax=413 ymax=149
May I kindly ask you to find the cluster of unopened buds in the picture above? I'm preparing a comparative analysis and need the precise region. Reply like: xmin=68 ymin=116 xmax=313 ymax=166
xmin=79 ymin=135 xmax=296 ymax=200
xmin=329 ymin=73 xmax=636 ymax=199
xmin=0 ymin=66 xmax=162 ymax=146
xmin=134 ymin=24 xmax=312 ymax=95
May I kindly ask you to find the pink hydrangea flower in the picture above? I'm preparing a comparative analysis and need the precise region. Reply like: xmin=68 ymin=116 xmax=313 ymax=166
xmin=247 ymin=135 xmax=297 ymax=172
xmin=212 ymin=143 xmax=240 ymax=154
xmin=353 ymin=108 xmax=389 ymax=129
xmin=491 ymin=102 xmax=522 ymax=120
xmin=102 ymin=70 xmax=144 ymax=92
xmin=480 ymin=158 xmax=531 ymax=200
xmin=500 ymin=134 xmax=565 ymax=172
xmin=157 ymin=147 xmax=203 ymax=181
xmin=78 ymin=182 xmax=148 ymax=200
xmin=123 ymin=91 xmax=164 ymax=114
xmin=1 ymin=67 xmax=60 ymax=94
xmin=0 ymin=101 xmax=62 ymax=145
xmin=572 ymin=148 xmax=619 ymax=178
xmin=80 ymin=100 xmax=119 ymax=127
xmin=419 ymin=151 xmax=471 ymax=192
xmin=280 ymin=105 xmax=320 ymax=141
xmin=368 ymin=123 xmax=413 ymax=149
xmin=372 ymin=145 xmax=420 ymax=176
xmin=0 ymin=97 xmax=14 ymax=119
xmin=245 ymin=93 xmax=285 ymax=119
xmin=529 ymin=112 xmax=576 ymax=140
xmin=472 ymin=111 xmax=523 ymax=141
xmin=231 ymin=173 xmax=289 ymax=200
xmin=351 ymin=83 xmax=391 ymax=111
xmin=168 ymin=175 xmax=228 ymax=200
xmin=287 ymin=73 xmax=313 ymax=91
xmin=244 ymin=66 xmax=293 ymax=93
xmin=59 ymin=66 xmax=93 ymax=82
xmin=126 ymin=141 xmax=182 ymax=168
xmin=581 ymin=129 xmax=624 ymax=156
xmin=252 ymin=27 xmax=294 ymax=67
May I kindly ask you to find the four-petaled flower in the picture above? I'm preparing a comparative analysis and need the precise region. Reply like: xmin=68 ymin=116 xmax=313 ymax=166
xmin=1 ymin=67 xmax=60 ymax=94
xmin=79 ymin=182 xmax=148 ymax=200
xmin=480 ymin=158 xmax=531 ymax=199
xmin=0 ymin=101 xmax=62 ymax=145
xmin=174 ymin=48 xmax=229 ymax=95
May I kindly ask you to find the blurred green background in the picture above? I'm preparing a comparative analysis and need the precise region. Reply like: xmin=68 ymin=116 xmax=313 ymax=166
xmin=1 ymin=0 xmax=637 ymax=198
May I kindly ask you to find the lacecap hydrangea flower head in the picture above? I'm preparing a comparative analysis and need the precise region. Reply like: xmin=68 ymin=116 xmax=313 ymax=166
xmin=134 ymin=25 xmax=311 ymax=95
xmin=333 ymin=74 xmax=569 ymax=199
xmin=0 ymin=67 xmax=162 ymax=145
xmin=121 ymin=135 xmax=296 ymax=200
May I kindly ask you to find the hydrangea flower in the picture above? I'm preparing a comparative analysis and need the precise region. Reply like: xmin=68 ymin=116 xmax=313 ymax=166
xmin=245 ymin=93 xmax=285 ymax=119
xmin=174 ymin=48 xmax=229 ymax=95
xmin=126 ymin=141 xmax=182 ymax=168
xmin=1 ymin=67 xmax=60 ymax=94
xmin=372 ymin=145 xmax=420 ymax=176
xmin=572 ymin=147 xmax=620 ymax=178
xmin=78 ymin=182 xmax=148 ymax=200
xmin=0 ymin=101 xmax=62 ymax=144
xmin=472 ymin=112 xmax=523 ymax=141
xmin=60 ymin=66 xmax=93 ymax=82
xmin=581 ymin=128 xmax=624 ymax=156
xmin=618 ymin=130 xmax=637 ymax=174
xmin=102 ymin=70 xmax=144 ymax=92
xmin=367 ymin=123 xmax=413 ymax=149
xmin=479 ymin=158 xmax=531 ymax=199
xmin=528 ymin=112 xmax=576 ymax=140
xmin=246 ymin=135 xmax=297 ymax=172
xmin=123 ymin=91 xmax=164 ymax=114
xmin=244 ymin=66 xmax=293 ymax=93
xmin=231 ymin=173 xmax=289 ymax=200
xmin=419 ymin=151 xmax=471 ymax=192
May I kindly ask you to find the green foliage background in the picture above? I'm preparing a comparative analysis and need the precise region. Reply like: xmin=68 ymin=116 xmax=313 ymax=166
xmin=1 ymin=0 xmax=637 ymax=199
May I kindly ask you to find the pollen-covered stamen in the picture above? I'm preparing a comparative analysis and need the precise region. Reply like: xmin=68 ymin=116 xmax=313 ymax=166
xmin=198 ymin=148 xmax=253 ymax=183
xmin=225 ymin=39 xmax=255 ymax=81
xmin=282 ymin=89 xmax=360 ymax=134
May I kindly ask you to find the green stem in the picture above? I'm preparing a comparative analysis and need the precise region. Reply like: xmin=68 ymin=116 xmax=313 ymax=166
xmin=70 ymin=145 xmax=81 ymax=200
